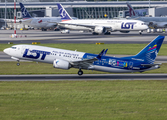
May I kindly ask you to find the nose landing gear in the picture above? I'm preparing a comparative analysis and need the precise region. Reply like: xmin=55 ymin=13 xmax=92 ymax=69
xmin=16 ymin=60 xmax=20 ymax=66
xmin=139 ymin=30 xmax=143 ymax=35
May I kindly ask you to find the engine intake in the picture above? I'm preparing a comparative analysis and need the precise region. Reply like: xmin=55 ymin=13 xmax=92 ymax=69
xmin=120 ymin=31 xmax=130 ymax=33
xmin=53 ymin=59 xmax=71 ymax=70
xmin=94 ymin=26 xmax=107 ymax=34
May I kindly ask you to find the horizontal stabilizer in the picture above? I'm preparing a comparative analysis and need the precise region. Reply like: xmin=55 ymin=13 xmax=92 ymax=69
xmin=141 ymin=63 xmax=161 ymax=67
xmin=97 ymin=49 xmax=105 ymax=60
xmin=22 ymin=19 xmax=33 ymax=23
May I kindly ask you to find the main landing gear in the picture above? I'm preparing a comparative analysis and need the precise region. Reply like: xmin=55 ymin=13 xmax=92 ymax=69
xmin=42 ymin=28 xmax=47 ymax=31
xmin=78 ymin=69 xmax=83 ymax=76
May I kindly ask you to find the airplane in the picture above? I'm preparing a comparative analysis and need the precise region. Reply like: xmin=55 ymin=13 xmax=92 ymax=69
xmin=127 ymin=2 xmax=167 ymax=28
xmin=3 ymin=35 xmax=164 ymax=76
xmin=57 ymin=3 xmax=148 ymax=35
xmin=19 ymin=2 xmax=62 ymax=31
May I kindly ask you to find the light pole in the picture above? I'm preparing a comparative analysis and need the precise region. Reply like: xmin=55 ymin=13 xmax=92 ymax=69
xmin=5 ymin=0 xmax=6 ymax=29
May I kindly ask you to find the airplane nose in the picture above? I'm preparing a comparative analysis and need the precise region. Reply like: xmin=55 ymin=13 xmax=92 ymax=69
xmin=3 ymin=48 xmax=10 ymax=54
xmin=145 ymin=25 xmax=149 ymax=29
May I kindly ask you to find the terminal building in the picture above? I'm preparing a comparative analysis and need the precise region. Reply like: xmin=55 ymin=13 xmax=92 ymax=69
xmin=1 ymin=0 xmax=167 ymax=28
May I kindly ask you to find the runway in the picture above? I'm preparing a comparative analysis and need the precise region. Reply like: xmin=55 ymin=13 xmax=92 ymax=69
xmin=0 ymin=74 xmax=167 ymax=81
xmin=0 ymin=30 xmax=167 ymax=44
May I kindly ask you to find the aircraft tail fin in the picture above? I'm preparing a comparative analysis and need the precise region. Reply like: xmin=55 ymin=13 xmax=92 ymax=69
xmin=133 ymin=35 xmax=164 ymax=64
xmin=19 ymin=2 xmax=32 ymax=19
xmin=126 ymin=2 xmax=138 ymax=17
xmin=57 ymin=3 xmax=72 ymax=21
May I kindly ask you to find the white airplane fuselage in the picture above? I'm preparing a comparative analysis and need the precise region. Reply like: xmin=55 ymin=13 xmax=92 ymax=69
xmin=59 ymin=19 xmax=148 ymax=32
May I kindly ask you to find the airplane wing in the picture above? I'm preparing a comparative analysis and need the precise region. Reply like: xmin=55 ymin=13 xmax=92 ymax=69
xmin=70 ymin=49 xmax=105 ymax=68
xmin=70 ymin=57 xmax=98 ymax=68
xmin=58 ymin=22 xmax=111 ymax=30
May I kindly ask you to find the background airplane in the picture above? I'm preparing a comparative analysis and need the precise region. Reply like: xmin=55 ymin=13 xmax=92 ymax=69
xmin=19 ymin=2 xmax=62 ymax=31
xmin=3 ymin=35 xmax=164 ymax=75
xmin=57 ymin=3 xmax=148 ymax=35
xmin=127 ymin=2 xmax=167 ymax=28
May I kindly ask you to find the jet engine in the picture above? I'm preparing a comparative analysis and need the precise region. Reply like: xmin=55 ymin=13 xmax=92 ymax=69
xmin=156 ymin=22 xmax=167 ymax=28
xmin=94 ymin=26 xmax=107 ymax=34
xmin=120 ymin=31 xmax=130 ymax=33
xmin=53 ymin=59 xmax=71 ymax=70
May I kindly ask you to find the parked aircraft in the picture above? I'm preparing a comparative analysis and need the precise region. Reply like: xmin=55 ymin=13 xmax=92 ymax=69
xmin=3 ymin=35 xmax=164 ymax=75
xmin=127 ymin=2 xmax=167 ymax=28
xmin=57 ymin=3 xmax=148 ymax=35
xmin=19 ymin=2 xmax=62 ymax=31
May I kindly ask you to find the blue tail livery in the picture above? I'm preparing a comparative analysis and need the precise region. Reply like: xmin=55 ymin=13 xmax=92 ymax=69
xmin=57 ymin=3 xmax=72 ymax=21
xmin=3 ymin=35 xmax=164 ymax=75
xmin=133 ymin=35 xmax=164 ymax=64
xmin=19 ymin=2 xmax=32 ymax=19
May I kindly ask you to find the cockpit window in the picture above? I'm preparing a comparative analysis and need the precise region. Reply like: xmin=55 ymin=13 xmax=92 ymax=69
xmin=11 ymin=47 xmax=17 ymax=49
xmin=141 ymin=23 xmax=146 ymax=25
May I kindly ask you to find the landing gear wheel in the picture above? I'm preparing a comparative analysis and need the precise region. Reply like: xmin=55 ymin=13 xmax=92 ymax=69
xmin=139 ymin=30 xmax=143 ymax=35
xmin=104 ymin=32 xmax=111 ymax=35
xmin=92 ymin=32 xmax=99 ymax=35
xmin=78 ymin=70 xmax=83 ymax=76
xmin=17 ymin=63 xmax=20 ymax=66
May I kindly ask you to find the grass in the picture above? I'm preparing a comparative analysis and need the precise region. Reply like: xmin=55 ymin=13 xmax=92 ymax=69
xmin=0 ymin=81 xmax=167 ymax=120
xmin=1 ymin=43 xmax=167 ymax=56
xmin=0 ymin=62 xmax=167 ymax=75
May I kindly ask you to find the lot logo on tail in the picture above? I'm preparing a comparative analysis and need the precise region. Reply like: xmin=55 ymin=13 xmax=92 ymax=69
xmin=21 ymin=7 xmax=28 ymax=17
xmin=59 ymin=8 xmax=67 ymax=19
xmin=57 ymin=3 xmax=72 ymax=21
xmin=19 ymin=2 xmax=31 ymax=19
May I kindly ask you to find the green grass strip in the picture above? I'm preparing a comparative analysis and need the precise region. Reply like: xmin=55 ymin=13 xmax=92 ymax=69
xmin=0 ymin=81 xmax=167 ymax=120
xmin=0 ymin=62 xmax=167 ymax=75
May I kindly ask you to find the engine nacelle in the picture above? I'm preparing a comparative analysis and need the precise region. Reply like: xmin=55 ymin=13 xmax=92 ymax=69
xmin=53 ymin=59 xmax=71 ymax=70
xmin=120 ymin=31 xmax=130 ymax=33
xmin=156 ymin=22 xmax=167 ymax=28
xmin=94 ymin=26 xmax=107 ymax=34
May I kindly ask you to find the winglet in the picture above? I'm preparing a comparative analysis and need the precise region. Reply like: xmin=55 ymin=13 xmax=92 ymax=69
xmin=19 ymin=2 xmax=32 ymax=19
xmin=97 ymin=49 xmax=105 ymax=60
xmin=103 ymin=49 xmax=108 ymax=56
xmin=57 ymin=3 xmax=72 ymax=21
